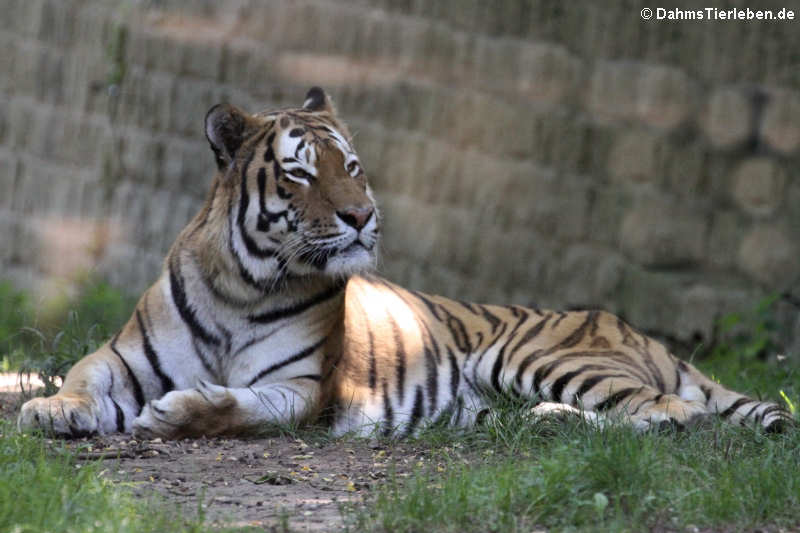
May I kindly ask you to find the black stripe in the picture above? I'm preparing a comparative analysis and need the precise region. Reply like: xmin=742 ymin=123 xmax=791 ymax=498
xmin=700 ymin=385 xmax=712 ymax=401
xmin=105 ymin=362 xmax=126 ymax=432
xmin=515 ymin=349 xmax=545 ymax=389
xmin=602 ymin=353 xmax=653 ymax=386
xmin=136 ymin=310 xmax=175 ymax=394
xmin=447 ymin=347 xmax=460 ymax=399
xmin=517 ymin=314 xmax=598 ymax=387
xmin=473 ymin=321 xmax=507 ymax=384
xmin=642 ymin=351 xmax=665 ymax=392
xmin=389 ymin=317 xmax=406 ymax=405
xmin=169 ymin=261 xmax=221 ymax=346
xmin=552 ymin=313 xmax=595 ymax=352
xmin=232 ymin=327 xmax=284 ymax=358
xmin=228 ymin=208 xmax=269 ymax=292
xmin=368 ymin=327 xmax=377 ymax=391
xmin=549 ymin=367 xmax=587 ymax=403
xmin=616 ymin=318 xmax=663 ymax=390
xmin=249 ymin=284 xmax=343 ymax=324
xmin=479 ymin=305 xmax=502 ymax=334
xmin=112 ymin=398 xmax=125 ymax=433
xmin=720 ymin=397 xmax=752 ymax=418
xmin=382 ymin=380 xmax=394 ymax=437
xmin=110 ymin=333 xmax=145 ymax=409
xmin=652 ymin=393 xmax=664 ymax=404
xmin=593 ymin=387 xmax=643 ymax=412
xmin=457 ymin=300 xmax=479 ymax=315
xmin=237 ymin=154 xmax=277 ymax=258
xmin=264 ymin=132 xmax=275 ymax=162
xmin=757 ymin=404 xmax=785 ymax=420
xmin=575 ymin=373 xmax=628 ymax=400
xmin=191 ymin=338 xmax=217 ymax=376
xmin=533 ymin=361 xmax=558 ymax=396
xmin=424 ymin=342 xmax=439 ymax=415
xmin=291 ymin=374 xmax=321 ymax=382
xmin=454 ymin=396 xmax=464 ymax=425
xmin=440 ymin=307 xmax=472 ymax=353
xmin=510 ymin=315 xmax=551 ymax=357
xmin=551 ymin=311 xmax=568 ymax=329
xmin=409 ymin=290 xmax=443 ymax=320
xmin=257 ymin=166 xmax=268 ymax=214
xmin=490 ymin=345 xmax=506 ymax=392
xmin=588 ymin=311 xmax=600 ymax=336
xmin=742 ymin=402 xmax=761 ymax=420
xmin=405 ymin=385 xmax=425 ymax=437
xmin=247 ymin=337 xmax=326 ymax=387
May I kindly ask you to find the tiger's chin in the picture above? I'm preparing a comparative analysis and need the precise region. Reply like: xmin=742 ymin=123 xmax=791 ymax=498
xmin=324 ymin=242 xmax=377 ymax=277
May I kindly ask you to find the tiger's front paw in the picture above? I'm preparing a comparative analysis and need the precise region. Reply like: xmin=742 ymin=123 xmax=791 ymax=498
xmin=18 ymin=394 xmax=99 ymax=437
xmin=132 ymin=381 xmax=234 ymax=439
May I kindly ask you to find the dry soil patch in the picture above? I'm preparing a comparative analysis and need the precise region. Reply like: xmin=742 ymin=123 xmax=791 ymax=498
xmin=1 ymin=385 xmax=425 ymax=531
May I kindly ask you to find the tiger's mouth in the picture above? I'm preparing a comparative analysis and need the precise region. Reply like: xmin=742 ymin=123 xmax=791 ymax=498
xmin=342 ymin=240 xmax=371 ymax=253
xmin=294 ymin=237 xmax=375 ymax=273
xmin=327 ymin=239 xmax=375 ymax=262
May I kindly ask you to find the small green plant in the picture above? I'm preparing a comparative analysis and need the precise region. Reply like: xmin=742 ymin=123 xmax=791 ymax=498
xmin=0 ymin=282 xmax=34 ymax=370
xmin=779 ymin=389 xmax=797 ymax=416
xmin=17 ymin=312 xmax=110 ymax=396
xmin=0 ymin=278 xmax=135 ymax=393
xmin=711 ymin=293 xmax=781 ymax=361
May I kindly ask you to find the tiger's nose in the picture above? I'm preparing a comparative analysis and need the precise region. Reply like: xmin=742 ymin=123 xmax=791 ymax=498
xmin=337 ymin=206 xmax=374 ymax=230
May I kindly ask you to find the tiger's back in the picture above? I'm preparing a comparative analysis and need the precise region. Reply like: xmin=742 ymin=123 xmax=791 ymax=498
xmin=18 ymin=88 xmax=793 ymax=439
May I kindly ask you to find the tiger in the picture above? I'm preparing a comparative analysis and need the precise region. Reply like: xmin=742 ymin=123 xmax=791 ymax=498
xmin=17 ymin=87 xmax=794 ymax=439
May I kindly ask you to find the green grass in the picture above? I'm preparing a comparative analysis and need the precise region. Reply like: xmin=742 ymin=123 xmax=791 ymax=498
xmin=0 ymin=420 xmax=241 ymax=533
xmin=347 ymin=395 xmax=800 ymax=533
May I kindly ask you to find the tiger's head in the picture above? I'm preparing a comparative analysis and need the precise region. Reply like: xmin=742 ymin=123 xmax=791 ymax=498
xmin=203 ymin=87 xmax=379 ymax=288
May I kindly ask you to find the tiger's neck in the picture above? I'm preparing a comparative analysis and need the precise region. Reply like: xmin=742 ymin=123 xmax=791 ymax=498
xmin=169 ymin=182 xmax=339 ymax=309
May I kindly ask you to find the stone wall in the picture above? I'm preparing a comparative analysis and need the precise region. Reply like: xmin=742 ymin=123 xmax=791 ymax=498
xmin=1 ymin=0 xmax=798 ymax=355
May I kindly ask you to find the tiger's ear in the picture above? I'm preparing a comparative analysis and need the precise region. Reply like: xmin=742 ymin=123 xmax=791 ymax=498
xmin=205 ymin=103 xmax=256 ymax=169
xmin=302 ymin=86 xmax=335 ymax=114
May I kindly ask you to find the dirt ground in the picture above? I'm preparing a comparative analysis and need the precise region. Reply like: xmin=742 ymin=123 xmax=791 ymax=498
xmin=0 ymin=388 xmax=426 ymax=531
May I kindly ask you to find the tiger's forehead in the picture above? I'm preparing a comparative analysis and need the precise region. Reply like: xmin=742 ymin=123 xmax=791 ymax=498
xmin=262 ymin=111 xmax=356 ymax=170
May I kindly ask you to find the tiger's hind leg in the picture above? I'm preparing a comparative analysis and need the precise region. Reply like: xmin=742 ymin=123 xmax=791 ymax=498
xmin=622 ymin=393 xmax=709 ymax=431
xmin=578 ymin=378 xmax=709 ymax=431
xmin=676 ymin=361 xmax=794 ymax=432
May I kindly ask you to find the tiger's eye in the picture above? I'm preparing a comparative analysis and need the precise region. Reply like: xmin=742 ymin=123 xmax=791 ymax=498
xmin=288 ymin=168 xmax=313 ymax=180
xmin=347 ymin=161 xmax=361 ymax=176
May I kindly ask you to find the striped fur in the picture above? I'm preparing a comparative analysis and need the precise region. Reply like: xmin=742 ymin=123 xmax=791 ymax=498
xmin=18 ymin=88 xmax=793 ymax=439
